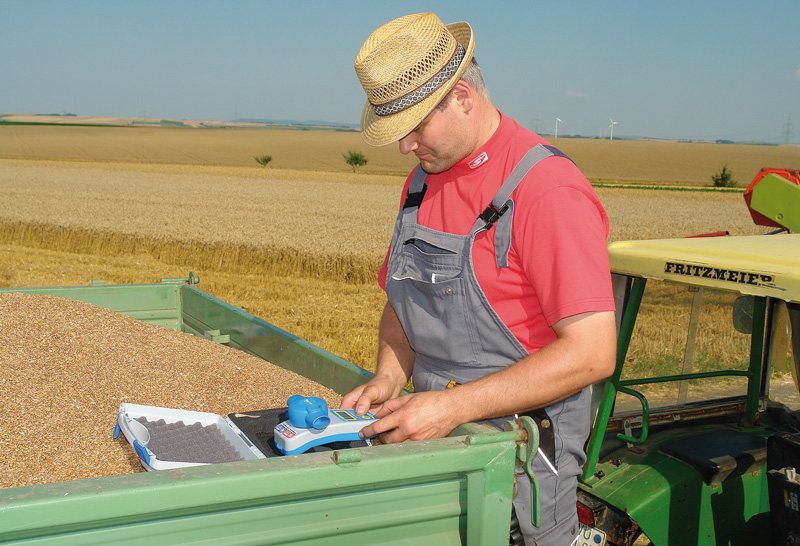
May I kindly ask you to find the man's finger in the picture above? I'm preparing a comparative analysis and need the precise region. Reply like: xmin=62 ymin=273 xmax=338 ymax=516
xmin=340 ymin=387 xmax=364 ymax=410
xmin=354 ymin=384 xmax=384 ymax=415
xmin=359 ymin=412 xmax=399 ymax=439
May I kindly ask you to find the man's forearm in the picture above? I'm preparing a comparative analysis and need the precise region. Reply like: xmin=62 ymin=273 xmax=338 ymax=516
xmin=446 ymin=311 xmax=617 ymax=424
xmin=375 ymin=300 xmax=416 ymax=394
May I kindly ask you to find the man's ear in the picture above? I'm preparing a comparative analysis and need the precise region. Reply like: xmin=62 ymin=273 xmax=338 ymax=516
xmin=451 ymin=81 xmax=474 ymax=113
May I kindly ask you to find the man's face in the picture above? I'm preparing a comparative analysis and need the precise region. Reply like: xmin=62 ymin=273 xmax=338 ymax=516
xmin=397 ymin=94 xmax=472 ymax=174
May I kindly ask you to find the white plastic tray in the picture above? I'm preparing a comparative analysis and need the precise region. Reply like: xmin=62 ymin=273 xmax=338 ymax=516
xmin=114 ymin=403 xmax=266 ymax=471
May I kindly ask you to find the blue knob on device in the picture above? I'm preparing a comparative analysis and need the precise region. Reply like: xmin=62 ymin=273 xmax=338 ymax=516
xmin=286 ymin=395 xmax=330 ymax=430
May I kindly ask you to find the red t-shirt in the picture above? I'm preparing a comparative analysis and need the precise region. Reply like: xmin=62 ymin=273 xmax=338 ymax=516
xmin=379 ymin=114 xmax=615 ymax=353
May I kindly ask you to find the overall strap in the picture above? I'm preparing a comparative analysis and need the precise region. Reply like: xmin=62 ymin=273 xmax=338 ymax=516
xmin=400 ymin=165 xmax=429 ymax=225
xmin=473 ymin=144 xmax=574 ymax=268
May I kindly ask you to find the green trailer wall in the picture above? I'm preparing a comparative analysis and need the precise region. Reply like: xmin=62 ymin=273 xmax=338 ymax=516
xmin=2 ymin=426 xmax=520 ymax=545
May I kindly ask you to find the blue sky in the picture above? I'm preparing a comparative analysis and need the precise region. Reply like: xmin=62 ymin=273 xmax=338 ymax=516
xmin=2 ymin=1 xmax=798 ymax=143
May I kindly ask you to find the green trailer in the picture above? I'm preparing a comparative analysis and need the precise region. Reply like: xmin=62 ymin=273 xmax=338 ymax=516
xmin=0 ymin=276 xmax=537 ymax=545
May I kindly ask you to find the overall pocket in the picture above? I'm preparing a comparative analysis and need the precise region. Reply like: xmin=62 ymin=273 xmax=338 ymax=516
xmin=387 ymin=239 xmax=481 ymax=365
xmin=391 ymin=237 xmax=461 ymax=280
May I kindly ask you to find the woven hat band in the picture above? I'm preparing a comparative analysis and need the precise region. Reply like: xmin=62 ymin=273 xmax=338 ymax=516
xmin=372 ymin=42 xmax=465 ymax=117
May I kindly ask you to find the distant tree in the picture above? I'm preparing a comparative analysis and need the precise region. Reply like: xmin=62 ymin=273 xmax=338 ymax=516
xmin=254 ymin=154 xmax=272 ymax=167
xmin=343 ymin=150 xmax=368 ymax=172
xmin=711 ymin=165 xmax=737 ymax=188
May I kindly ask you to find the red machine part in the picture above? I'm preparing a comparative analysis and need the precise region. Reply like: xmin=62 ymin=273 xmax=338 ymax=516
xmin=744 ymin=168 xmax=800 ymax=228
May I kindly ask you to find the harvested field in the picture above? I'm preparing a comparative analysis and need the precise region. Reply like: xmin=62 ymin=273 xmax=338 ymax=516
xmin=0 ymin=124 xmax=418 ymax=174
xmin=2 ymin=124 xmax=798 ymax=183
xmin=555 ymin=138 xmax=800 ymax=186
xmin=0 ymin=292 xmax=341 ymax=489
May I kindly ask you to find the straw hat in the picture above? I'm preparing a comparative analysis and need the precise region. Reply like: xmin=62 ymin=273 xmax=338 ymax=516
xmin=354 ymin=13 xmax=475 ymax=146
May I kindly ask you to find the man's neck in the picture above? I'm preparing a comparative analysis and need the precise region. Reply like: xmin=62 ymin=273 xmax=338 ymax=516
xmin=473 ymin=103 xmax=501 ymax=153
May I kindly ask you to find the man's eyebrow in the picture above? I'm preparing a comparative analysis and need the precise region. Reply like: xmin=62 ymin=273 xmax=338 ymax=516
xmin=406 ymin=117 xmax=426 ymax=136
xmin=412 ymin=108 xmax=437 ymax=133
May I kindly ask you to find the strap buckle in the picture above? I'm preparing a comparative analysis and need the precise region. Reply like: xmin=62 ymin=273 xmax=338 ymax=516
xmin=403 ymin=183 xmax=428 ymax=209
xmin=478 ymin=202 xmax=509 ymax=230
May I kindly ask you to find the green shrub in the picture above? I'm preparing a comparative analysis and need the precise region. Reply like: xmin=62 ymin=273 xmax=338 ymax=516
xmin=343 ymin=150 xmax=368 ymax=172
xmin=254 ymin=155 xmax=273 ymax=167
xmin=711 ymin=165 xmax=737 ymax=188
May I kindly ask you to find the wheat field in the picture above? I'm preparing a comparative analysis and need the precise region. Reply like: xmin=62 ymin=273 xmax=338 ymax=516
xmin=1 ymin=124 xmax=796 ymax=369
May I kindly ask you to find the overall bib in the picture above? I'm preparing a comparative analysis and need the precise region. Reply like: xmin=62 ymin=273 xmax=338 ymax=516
xmin=385 ymin=144 xmax=590 ymax=545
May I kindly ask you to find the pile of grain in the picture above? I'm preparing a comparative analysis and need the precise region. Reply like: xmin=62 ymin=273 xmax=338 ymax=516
xmin=0 ymin=292 xmax=342 ymax=489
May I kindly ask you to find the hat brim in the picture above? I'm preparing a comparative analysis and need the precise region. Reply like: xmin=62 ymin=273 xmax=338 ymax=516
xmin=359 ymin=21 xmax=475 ymax=147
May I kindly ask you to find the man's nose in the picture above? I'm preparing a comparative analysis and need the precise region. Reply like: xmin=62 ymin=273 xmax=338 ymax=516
xmin=398 ymin=133 xmax=418 ymax=155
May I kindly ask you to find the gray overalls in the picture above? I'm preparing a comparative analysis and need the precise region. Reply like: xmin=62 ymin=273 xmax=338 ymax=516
xmin=384 ymin=144 xmax=591 ymax=545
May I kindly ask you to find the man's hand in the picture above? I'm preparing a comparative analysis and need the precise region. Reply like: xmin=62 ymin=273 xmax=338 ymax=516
xmin=357 ymin=390 xmax=461 ymax=444
xmin=341 ymin=375 xmax=402 ymax=416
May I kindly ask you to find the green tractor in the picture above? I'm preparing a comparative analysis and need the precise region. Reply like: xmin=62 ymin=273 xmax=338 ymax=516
xmin=574 ymin=168 xmax=800 ymax=546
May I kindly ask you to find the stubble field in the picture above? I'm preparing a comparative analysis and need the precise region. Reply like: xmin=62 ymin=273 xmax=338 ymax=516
xmin=1 ymin=123 xmax=797 ymax=370
xmin=4 ymin=123 xmax=799 ymax=183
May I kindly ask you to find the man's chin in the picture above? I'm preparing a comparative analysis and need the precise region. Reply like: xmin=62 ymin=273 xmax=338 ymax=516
xmin=419 ymin=159 xmax=449 ymax=174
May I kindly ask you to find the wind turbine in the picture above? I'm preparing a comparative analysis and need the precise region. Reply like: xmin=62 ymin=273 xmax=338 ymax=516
xmin=608 ymin=117 xmax=620 ymax=141
xmin=555 ymin=117 xmax=563 ymax=138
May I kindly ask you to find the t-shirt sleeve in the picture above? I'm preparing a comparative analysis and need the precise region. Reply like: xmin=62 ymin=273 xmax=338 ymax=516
xmin=513 ymin=168 xmax=615 ymax=326
xmin=377 ymin=248 xmax=391 ymax=290
xmin=377 ymin=175 xmax=414 ymax=291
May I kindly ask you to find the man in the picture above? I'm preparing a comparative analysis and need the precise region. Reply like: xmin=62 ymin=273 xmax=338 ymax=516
xmin=342 ymin=13 xmax=617 ymax=545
